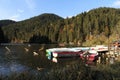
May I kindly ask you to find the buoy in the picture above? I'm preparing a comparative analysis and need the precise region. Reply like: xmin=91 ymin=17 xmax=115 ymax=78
xmin=28 ymin=44 xmax=31 ymax=47
xmin=24 ymin=48 xmax=29 ymax=52
xmin=5 ymin=46 xmax=11 ymax=52
xmin=33 ymin=51 xmax=39 ymax=56
xmin=39 ymin=47 xmax=44 ymax=51
xmin=37 ymin=67 xmax=44 ymax=71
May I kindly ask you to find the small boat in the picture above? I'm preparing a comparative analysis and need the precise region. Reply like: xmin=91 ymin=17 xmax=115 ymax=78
xmin=52 ymin=50 xmax=83 ymax=58
xmin=46 ymin=45 xmax=107 ymax=63
xmin=46 ymin=48 xmax=84 ymax=59
xmin=80 ymin=50 xmax=98 ymax=64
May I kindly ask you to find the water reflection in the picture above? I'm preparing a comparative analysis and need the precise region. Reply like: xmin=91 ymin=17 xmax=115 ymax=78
xmin=0 ymin=62 xmax=29 ymax=76
xmin=0 ymin=44 xmax=80 ymax=76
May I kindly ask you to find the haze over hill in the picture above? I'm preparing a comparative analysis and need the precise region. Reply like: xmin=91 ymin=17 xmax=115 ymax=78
xmin=0 ymin=7 xmax=120 ymax=46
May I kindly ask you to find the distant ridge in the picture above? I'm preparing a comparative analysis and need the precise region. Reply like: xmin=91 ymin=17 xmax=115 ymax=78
xmin=0 ymin=20 xmax=16 ymax=27
xmin=1 ymin=7 xmax=120 ymax=45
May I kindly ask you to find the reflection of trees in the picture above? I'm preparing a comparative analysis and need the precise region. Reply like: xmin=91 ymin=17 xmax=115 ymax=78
xmin=29 ymin=35 xmax=52 ymax=44
xmin=0 ymin=27 xmax=10 ymax=43
xmin=0 ymin=20 xmax=15 ymax=43
xmin=0 ymin=27 xmax=5 ymax=43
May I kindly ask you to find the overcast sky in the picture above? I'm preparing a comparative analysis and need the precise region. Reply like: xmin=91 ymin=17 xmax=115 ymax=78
xmin=0 ymin=0 xmax=120 ymax=21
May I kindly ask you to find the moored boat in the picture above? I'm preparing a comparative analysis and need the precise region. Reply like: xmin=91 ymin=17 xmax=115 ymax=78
xmin=46 ymin=45 xmax=108 ymax=63
xmin=80 ymin=50 xmax=98 ymax=64
xmin=46 ymin=48 xmax=84 ymax=58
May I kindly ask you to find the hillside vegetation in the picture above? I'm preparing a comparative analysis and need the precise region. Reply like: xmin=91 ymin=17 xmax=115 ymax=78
xmin=0 ymin=20 xmax=16 ymax=43
xmin=1 ymin=7 xmax=120 ymax=45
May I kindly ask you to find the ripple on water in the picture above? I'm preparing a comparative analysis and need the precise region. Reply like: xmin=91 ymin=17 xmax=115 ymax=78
xmin=0 ymin=62 xmax=30 ymax=76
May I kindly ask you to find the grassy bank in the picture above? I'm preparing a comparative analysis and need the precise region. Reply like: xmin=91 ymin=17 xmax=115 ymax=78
xmin=0 ymin=59 xmax=120 ymax=80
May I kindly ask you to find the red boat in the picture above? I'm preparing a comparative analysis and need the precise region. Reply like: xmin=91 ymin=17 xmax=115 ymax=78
xmin=80 ymin=50 xmax=98 ymax=64
xmin=46 ymin=47 xmax=90 ymax=58
xmin=46 ymin=47 xmax=99 ymax=64
xmin=52 ymin=50 xmax=83 ymax=58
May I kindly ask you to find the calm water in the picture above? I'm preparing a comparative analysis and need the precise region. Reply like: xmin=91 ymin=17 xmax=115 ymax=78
xmin=0 ymin=44 xmax=80 ymax=76
xmin=0 ymin=44 xmax=52 ymax=75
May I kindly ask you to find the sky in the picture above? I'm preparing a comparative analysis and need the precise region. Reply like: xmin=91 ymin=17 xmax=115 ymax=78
xmin=0 ymin=0 xmax=120 ymax=21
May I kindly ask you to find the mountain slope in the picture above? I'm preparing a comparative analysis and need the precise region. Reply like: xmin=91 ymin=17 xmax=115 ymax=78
xmin=1 ymin=7 xmax=120 ymax=45
xmin=57 ymin=7 xmax=120 ymax=45
xmin=0 ymin=20 xmax=16 ymax=27
xmin=0 ymin=20 xmax=16 ymax=43
xmin=2 ymin=13 xmax=63 ymax=43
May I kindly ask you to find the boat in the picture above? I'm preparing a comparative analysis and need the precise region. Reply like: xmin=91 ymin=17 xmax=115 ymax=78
xmin=90 ymin=45 xmax=108 ymax=52
xmin=46 ymin=45 xmax=107 ymax=63
xmin=46 ymin=48 xmax=84 ymax=59
xmin=80 ymin=50 xmax=98 ymax=64
xmin=52 ymin=50 xmax=83 ymax=58
xmin=46 ymin=49 xmax=98 ymax=63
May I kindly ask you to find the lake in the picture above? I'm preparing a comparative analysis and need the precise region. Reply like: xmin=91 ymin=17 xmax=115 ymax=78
xmin=0 ymin=43 xmax=80 ymax=76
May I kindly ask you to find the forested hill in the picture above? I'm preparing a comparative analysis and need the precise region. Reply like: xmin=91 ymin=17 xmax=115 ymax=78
xmin=1 ymin=7 xmax=120 ymax=45
xmin=1 ymin=13 xmax=64 ymax=43
xmin=0 ymin=20 xmax=16 ymax=43
xmin=0 ymin=20 xmax=16 ymax=27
